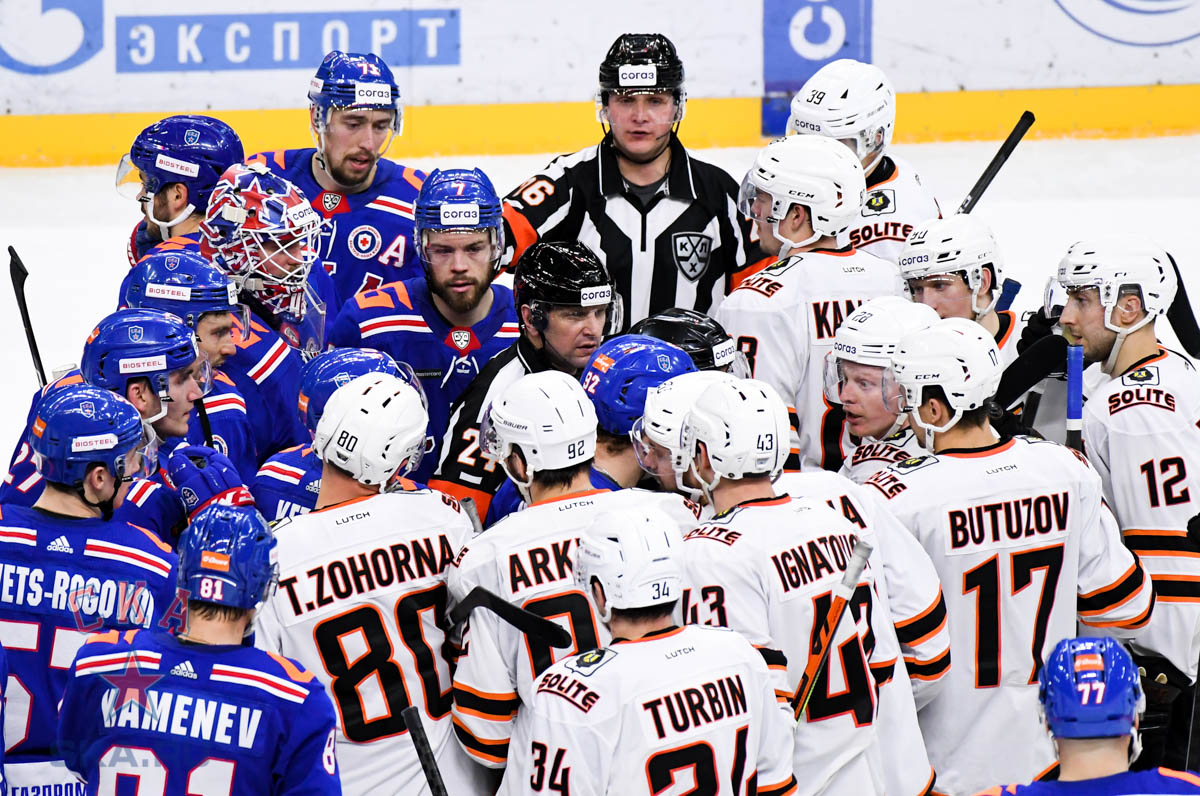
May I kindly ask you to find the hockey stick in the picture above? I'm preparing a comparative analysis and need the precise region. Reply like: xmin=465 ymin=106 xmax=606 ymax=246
xmin=9 ymin=247 xmax=47 ymax=388
xmin=1065 ymin=344 xmax=1084 ymax=452
xmin=995 ymin=334 xmax=1068 ymax=410
xmin=1165 ymin=252 xmax=1200 ymax=359
xmin=792 ymin=539 xmax=873 ymax=719
xmin=460 ymin=496 xmax=484 ymax=536
xmin=402 ymin=706 xmax=449 ymax=796
xmin=995 ymin=278 xmax=1022 ymax=313
xmin=956 ymin=111 xmax=1035 ymax=215
xmin=450 ymin=586 xmax=573 ymax=648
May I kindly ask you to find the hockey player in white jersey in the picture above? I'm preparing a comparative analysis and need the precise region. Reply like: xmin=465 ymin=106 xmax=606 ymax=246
xmin=823 ymin=295 xmax=940 ymax=483
xmin=864 ymin=317 xmax=1155 ymax=796
xmin=787 ymin=58 xmax=941 ymax=263
xmin=677 ymin=377 xmax=897 ymax=795
xmin=1057 ymin=238 xmax=1200 ymax=770
xmin=513 ymin=505 xmax=799 ymax=796
xmin=448 ymin=371 xmax=701 ymax=778
xmin=255 ymin=372 xmax=484 ymax=796
xmin=899 ymin=215 xmax=1024 ymax=368
xmin=716 ymin=134 xmax=902 ymax=472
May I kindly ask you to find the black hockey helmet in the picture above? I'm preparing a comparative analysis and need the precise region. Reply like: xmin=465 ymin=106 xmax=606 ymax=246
xmin=598 ymin=33 xmax=685 ymax=104
xmin=513 ymin=241 xmax=622 ymax=334
xmin=630 ymin=308 xmax=749 ymax=376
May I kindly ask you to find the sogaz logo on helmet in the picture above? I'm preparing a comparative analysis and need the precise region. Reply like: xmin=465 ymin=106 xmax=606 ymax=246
xmin=792 ymin=119 xmax=822 ymax=133
xmin=618 ymin=64 xmax=657 ymax=87
xmin=579 ymin=286 xmax=612 ymax=306
xmin=899 ymin=254 xmax=930 ymax=267
xmin=441 ymin=203 xmax=480 ymax=226
xmin=1054 ymin=0 xmax=1200 ymax=45
xmin=353 ymin=82 xmax=393 ymax=104
xmin=833 ymin=341 xmax=857 ymax=355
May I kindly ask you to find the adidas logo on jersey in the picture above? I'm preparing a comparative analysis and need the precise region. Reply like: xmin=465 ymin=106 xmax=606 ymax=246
xmin=46 ymin=535 xmax=74 ymax=554
xmin=307 ymin=479 xmax=322 ymax=493
xmin=170 ymin=660 xmax=198 ymax=679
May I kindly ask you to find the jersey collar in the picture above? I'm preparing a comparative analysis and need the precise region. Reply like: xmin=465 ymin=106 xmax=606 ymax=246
xmin=612 ymin=625 xmax=684 ymax=645
xmin=598 ymin=133 xmax=696 ymax=201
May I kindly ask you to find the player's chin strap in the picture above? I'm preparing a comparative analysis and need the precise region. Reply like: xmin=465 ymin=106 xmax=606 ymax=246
xmin=772 ymin=221 xmax=821 ymax=261
xmin=1101 ymin=305 xmax=1155 ymax=376
xmin=76 ymin=478 xmax=119 ymax=521
xmin=143 ymin=197 xmax=196 ymax=242
xmin=687 ymin=454 xmax=723 ymax=508
xmin=909 ymin=408 xmax=964 ymax=454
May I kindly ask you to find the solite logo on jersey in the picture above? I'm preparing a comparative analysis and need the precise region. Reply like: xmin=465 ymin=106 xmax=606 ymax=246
xmin=441 ymin=203 xmax=480 ymax=226
xmin=618 ymin=64 xmax=657 ymax=86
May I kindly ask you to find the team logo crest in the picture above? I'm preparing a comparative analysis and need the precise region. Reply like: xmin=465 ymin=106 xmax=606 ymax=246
xmin=348 ymin=224 xmax=382 ymax=260
xmin=128 ymin=326 xmax=144 ymax=343
xmin=183 ymin=129 xmax=201 ymax=146
xmin=657 ymin=354 xmax=671 ymax=370
xmin=180 ymin=487 xmax=199 ymax=509
xmin=672 ymin=232 xmax=712 ymax=281
xmin=321 ymin=192 xmax=344 ymax=214
xmin=894 ymin=455 xmax=936 ymax=473
xmin=862 ymin=189 xmax=896 ymax=216
xmin=79 ymin=401 xmax=95 ymax=418
xmin=333 ymin=371 xmax=353 ymax=388
xmin=164 ymin=255 xmax=180 ymax=270
xmin=566 ymin=647 xmax=617 ymax=677
xmin=1122 ymin=366 xmax=1159 ymax=386
xmin=451 ymin=329 xmax=472 ymax=351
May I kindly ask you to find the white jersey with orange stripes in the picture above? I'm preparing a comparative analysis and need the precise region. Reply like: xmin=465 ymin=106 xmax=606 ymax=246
xmin=776 ymin=470 xmax=944 ymax=796
xmin=1084 ymin=347 xmax=1200 ymax=682
xmin=864 ymin=435 xmax=1155 ymax=796
xmin=840 ymin=425 xmax=926 ymax=485
xmin=715 ymin=247 xmax=903 ymax=472
xmin=510 ymin=625 xmax=799 ymax=796
xmin=254 ymin=488 xmax=483 ymax=796
xmin=839 ymin=154 xmax=941 ymax=264
xmin=447 ymin=487 xmax=702 ymax=771
xmin=679 ymin=494 xmax=898 ymax=796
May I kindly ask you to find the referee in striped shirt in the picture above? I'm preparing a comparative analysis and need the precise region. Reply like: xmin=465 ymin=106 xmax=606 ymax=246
xmin=501 ymin=33 xmax=764 ymax=329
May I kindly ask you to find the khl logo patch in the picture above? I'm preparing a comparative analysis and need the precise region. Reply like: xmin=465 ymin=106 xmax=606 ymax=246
xmin=672 ymin=232 xmax=712 ymax=281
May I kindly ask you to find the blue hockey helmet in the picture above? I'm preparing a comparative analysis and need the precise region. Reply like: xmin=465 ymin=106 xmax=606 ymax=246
xmin=298 ymin=347 xmax=424 ymax=435
xmin=178 ymin=504 xmax=278 ymax=612
xmin=413 ymin=168 xmax=506 ymax=278
xmin=81 ymin=309 xmax=209 ymax=414
xmin=308 ymin=51 xmax=403 ymax=135
xmin=124 ymin=250 xmax=249 ymax=333
xmin=581 ymin=334 xmax=696 ymax=435
xmin=1040 ymin=637 xmax=1144 ymax=740
xmin=117 ymin=115 xmax=245 ymax=236
xmin=31 ymin=384 xmax=155 ymax=487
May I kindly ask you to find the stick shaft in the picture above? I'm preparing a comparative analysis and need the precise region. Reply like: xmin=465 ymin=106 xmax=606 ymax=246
xmin=956 ymin=111 xmax=1036 ymax=215
xmin=8 ymin=247 xmax=47 ymax=388
xmin=1066 ymin=344 xmax=1084 ymax=452
xmin=402 ymin=706 xmax=449 ymax=796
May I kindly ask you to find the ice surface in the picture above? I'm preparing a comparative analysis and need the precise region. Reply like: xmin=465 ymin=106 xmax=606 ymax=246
xmin=0 ymin=135 xmax=1197 ymax=459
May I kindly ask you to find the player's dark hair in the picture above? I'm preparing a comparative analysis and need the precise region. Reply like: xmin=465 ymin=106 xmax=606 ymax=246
xmin=506 ymin=444 xmax=594 ymax=491
xmin=921 ymin=385 xmax=992 ymax=428
xmin=187 ymin=598 xmax=251 ymax=624
xmin=597 ymin=428 xmax=631 ymax=456
xmin=611 ymin=600 xmax=677 ymax=624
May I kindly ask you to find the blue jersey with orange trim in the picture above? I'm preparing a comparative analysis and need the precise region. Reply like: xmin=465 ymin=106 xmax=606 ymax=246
xmin=485 ymin=465 xmax=620 ymax=527
xmin=0 ymin=370 xmax=86 ymax=508
xmin=112 ymin=468 xmax=188 ymax=546
xmin=59 ymin=629 xmax=340 ymax=795
xmin=247 ymin=148 xmax=425 ymax=308
xmin=223 ymin=312 xmax=309 ymax=463
xmin=250 ymin=444 xmax=426 ymax=523
xmin=975 ymin=768 xmax=1200 ymax=795
xmin=0 ymin=503 xmax=178 ymax=764
xmin=328 ymin=277 xmax=519 ymax=482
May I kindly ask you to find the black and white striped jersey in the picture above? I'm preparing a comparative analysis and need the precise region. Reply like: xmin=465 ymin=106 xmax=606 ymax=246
xmin=502 ymin=133 xmax=761 ymax=329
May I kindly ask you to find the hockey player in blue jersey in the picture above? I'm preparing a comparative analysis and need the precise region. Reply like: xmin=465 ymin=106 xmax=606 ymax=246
xmin=974 ymin=637 xmax=1200 ymax=796
xmin=1 ymin=309 xmax=206 ymax=535
xmin=117 ymin=114 xmax=244 ymax=269
xmin=58 ymin=503 xmax=341 ymax=795
xmin=124 ymin=251 xmax=259 ymax=481
xmin=329 ymin=167 xmax=519 ymax=481
xmin=0 ymin=385 xmax=178 ymax=791
xmin=485 ymin=334 xmax=695 ymax=525
xmin=247 ymin=50 xmax=426 ymax=306
xmin=250 ymin=347 xmax=421 ymax=522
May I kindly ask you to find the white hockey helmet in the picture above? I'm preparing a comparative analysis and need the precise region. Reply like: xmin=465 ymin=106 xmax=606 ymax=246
xmin=900 ymin=215 xmax=1006 ymax=319
xmin=738 ymin=134 xmax=866 ymax=255
xmin=787 ymin=59 xmax=896 ymax=173
xmin=575 ymin=505 xmax=683 ymax=622
xmin=682 ymin=378 xmax=789 ymax=498
xmin=632 ymin=370 xmax=738 ymax=500
xmin=1056 ymin=237 xmax=1177 ymax=374
xmin=481 ymin=371 xmax=597 ymax=499
xmin=313 ymin=372 xmax=429 ymax=488
xmin=890 ymin=317 xmax=1002 ymax=451
xmin=822 ymin=297 xmax=940 ymax=430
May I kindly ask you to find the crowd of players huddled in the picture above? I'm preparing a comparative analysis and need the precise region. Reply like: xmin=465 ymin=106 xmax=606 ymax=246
xmin=0 ymin=29 xmax=1197 ymax=796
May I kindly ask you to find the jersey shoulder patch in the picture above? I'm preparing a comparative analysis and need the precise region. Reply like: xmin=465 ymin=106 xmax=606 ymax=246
xmin=564 ymin=647 xmax=617 ymax=677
